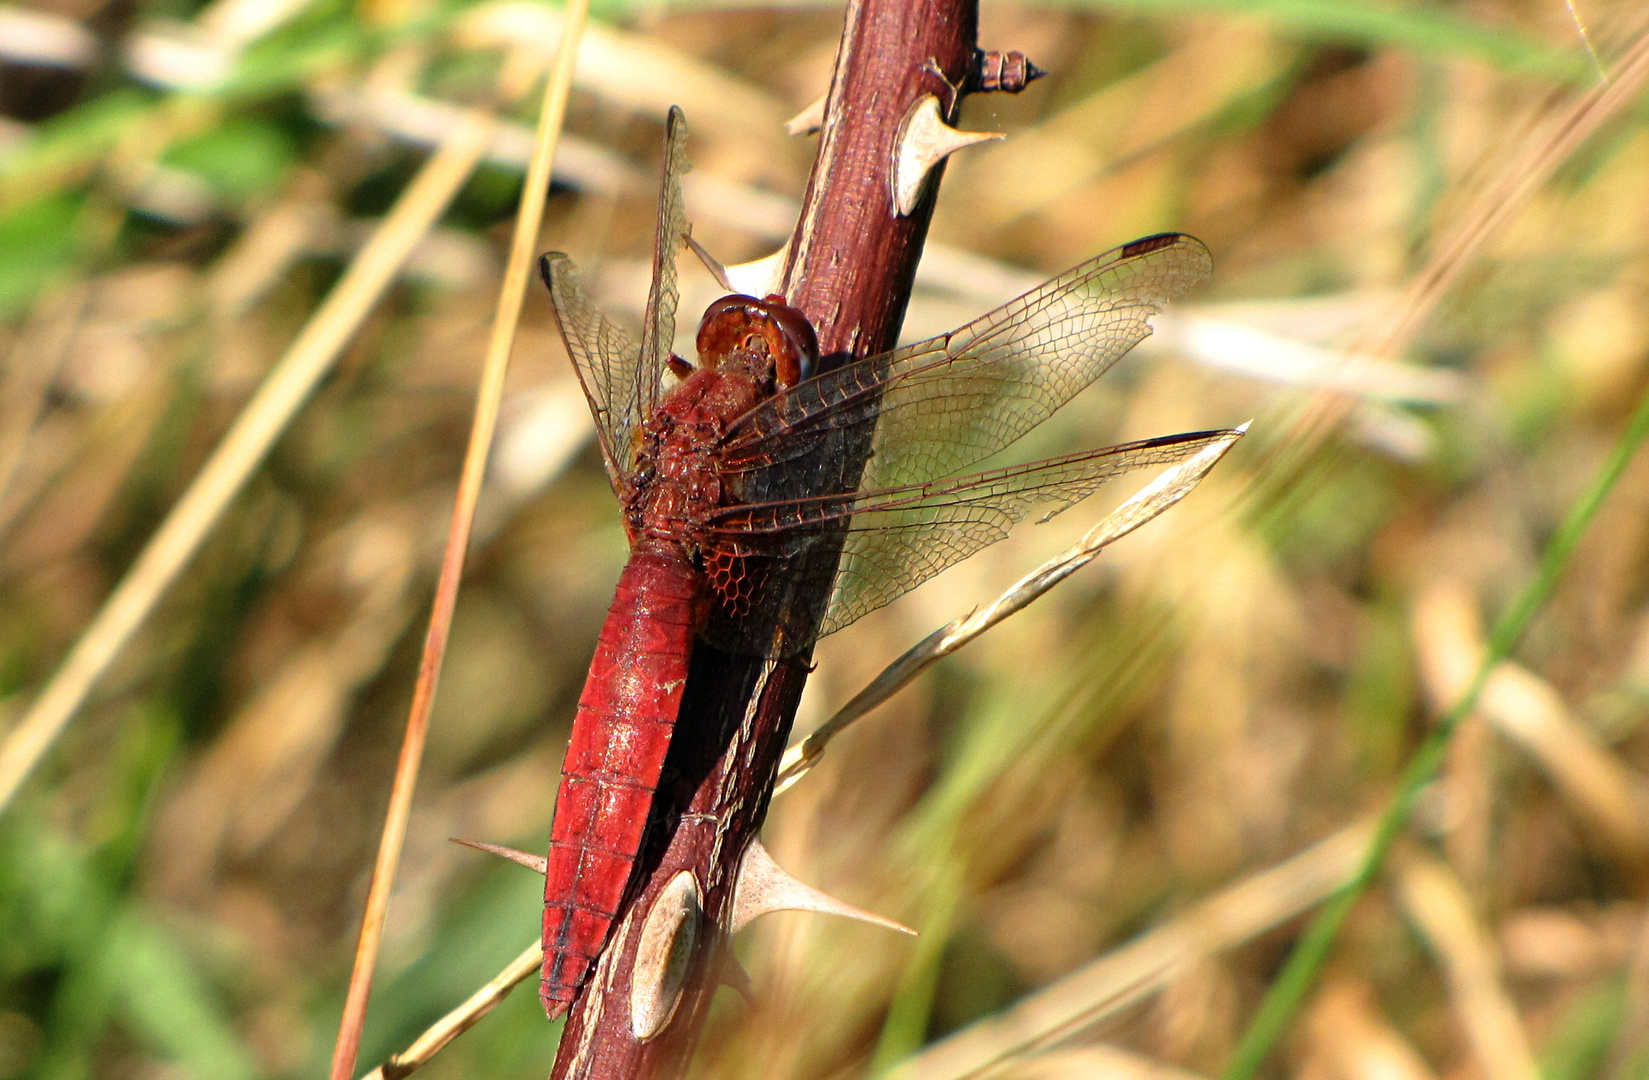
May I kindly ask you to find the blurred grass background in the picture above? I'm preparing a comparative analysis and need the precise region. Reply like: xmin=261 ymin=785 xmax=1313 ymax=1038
xmin=0 ymin=0 xmax=1647 ymax=1078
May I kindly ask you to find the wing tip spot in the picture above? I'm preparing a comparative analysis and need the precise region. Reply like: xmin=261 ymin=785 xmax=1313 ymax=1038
xmin=1119 ymin=233 xmax=1182 ymax=257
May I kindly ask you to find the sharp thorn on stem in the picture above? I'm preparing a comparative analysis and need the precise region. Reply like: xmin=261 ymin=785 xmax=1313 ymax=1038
xmin=685 ymin=233 xmax=735 ymax=291
xmin=731 ymin=839 xmax=915 ymax=935
xmin=720 ymin=951 xmax=756 ymax=1006
xmin=450 ymin=838 xmax=548 ymax=874
xmin=892 ymin=95 xmax=1003 ymax=216
xmin=784 ymin=94 xmax=827 ymax=136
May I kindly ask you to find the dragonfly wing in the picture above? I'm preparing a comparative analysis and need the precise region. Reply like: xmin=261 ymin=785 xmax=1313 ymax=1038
xmin=719 ymin=234 xmax=1212 ymax=500
xmin=539 ymin=108 xmax=691 ymax=492
xmin=541 ymin=254 xmax=643 ymax=489
xmin=703 ymin=429 xmax=1233 ymax=650
xmin=640 ymin=106 xmax=690 ymax=414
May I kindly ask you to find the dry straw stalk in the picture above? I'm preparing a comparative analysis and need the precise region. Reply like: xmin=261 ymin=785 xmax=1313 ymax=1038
xmin=0 ymin=108 xmax=500 ymax=813
xmin=327 ymin=2 xmax=592 ymax=1078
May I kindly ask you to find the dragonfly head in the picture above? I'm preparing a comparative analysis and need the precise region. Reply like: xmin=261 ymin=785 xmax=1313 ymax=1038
xmin=696 ymin=294 xmax=818 ymax=388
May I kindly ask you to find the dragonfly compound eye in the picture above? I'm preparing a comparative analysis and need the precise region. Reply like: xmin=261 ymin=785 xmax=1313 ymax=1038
xmin=695 ymin=294 xmax=819 ymax=387
xmin=695 ymin=294 xmax=763 ymax=369
xmin=760 ymin=299 xmax=819 ymax=386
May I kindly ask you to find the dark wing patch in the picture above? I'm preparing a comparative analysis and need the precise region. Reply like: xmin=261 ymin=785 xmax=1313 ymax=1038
xmin=702 ymin=430 xmax=1233 ymax=652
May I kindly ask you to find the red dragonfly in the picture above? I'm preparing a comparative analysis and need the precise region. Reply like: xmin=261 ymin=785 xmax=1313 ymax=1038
xmin=531 ymin=108 xmax=1236 ymax=1017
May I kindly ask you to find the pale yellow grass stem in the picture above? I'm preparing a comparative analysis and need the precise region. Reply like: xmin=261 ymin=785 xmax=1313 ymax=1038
xmin=1394 ymin=853 xmax=1540 ymax=1080
xmin=0 ymin=110 xmax=499 ymax=814
xmin=776 ymin=428 xmax=1246 ymax=793
xmin=888 ymin=823 xmax=1374 ymax=1080
xmin=326 ymin=2 xmax=591 ymax=1077
xmin=362 ymin=941 xmax=545 ymax=1080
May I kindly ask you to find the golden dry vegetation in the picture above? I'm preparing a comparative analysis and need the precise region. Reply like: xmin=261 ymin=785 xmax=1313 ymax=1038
xmin=0 ymin=1 xmax=1647 ymax=1079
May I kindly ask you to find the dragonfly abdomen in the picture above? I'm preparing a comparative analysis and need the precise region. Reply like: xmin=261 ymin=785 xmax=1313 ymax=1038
xmin=541 ymin=542 xmax=700 ymax=1018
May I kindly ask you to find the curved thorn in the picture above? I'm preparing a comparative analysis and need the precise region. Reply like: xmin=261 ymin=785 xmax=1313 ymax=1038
xmin=685 ymin=233 xmax=734 ymax=292
xmin=720 ymin=951 xmax=756 ymax=1006
xmin=892 ymin=95 xmax=1003 ymax=216
xmin=731 ymin=839 xmax=915 ymax=935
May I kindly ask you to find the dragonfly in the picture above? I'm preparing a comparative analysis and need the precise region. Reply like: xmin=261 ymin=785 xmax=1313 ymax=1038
xmin=530 ymin=107 xmax=1238 ymax=1018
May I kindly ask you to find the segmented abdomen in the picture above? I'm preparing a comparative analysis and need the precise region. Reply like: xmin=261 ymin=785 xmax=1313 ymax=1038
xmin=540 ymin=543 xmax=699 ymax=1017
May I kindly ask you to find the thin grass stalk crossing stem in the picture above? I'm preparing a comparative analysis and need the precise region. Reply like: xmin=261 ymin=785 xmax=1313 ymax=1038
xmin=773 ymin=431 xmax=1243 ymax=794
xmin=0 ymin=110 xmax=498 ymax=816
xmin=326 ymin=5 xmax=591 ymax=1078
xmin=363 ymin=941 xmax=545 ymax=1080
xmin=1220 ymin=381 xmax=1649 ymax=1080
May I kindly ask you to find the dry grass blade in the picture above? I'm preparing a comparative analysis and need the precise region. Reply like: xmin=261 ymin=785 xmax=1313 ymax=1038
xmin=0 ymin=109 xmax=499 ymax=815
xmin=1371 ymin=22 xmax=1649 ymax=364
xmin=360 ymin=940 xmax=544 ymax=1080
xmin=1393 ymin=853 xmax=1540 ymax=1080
xmin=998 ymin=1045 xmax=1208 ymax=1080
xmin=325 ymin=3 xmax=590 ymax=1078
xmin=1478 ymin=664 xmax=1649 ymax=866
xmin=1277 ymin=19 xmax=1649 ymax=458
xmin=774 ymin=427 xmax=1245 ymax=794
xmin=1299 ymin=979 xmax=1438 ymax=1080
xmin=888 ymin=822 xmax=1372 ymax=1080
xmin=1413 ymin=581 xmax=1649 ymax=871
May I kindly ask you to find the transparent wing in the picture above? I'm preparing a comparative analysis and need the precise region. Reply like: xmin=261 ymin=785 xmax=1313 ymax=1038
xmin=540 ymin=254 xmax=643 ymax=490
xmin=539 ymin=107 xmax=690 ymax=491
xmin=640 ymin=106 xmax=690 ymax=415
xmin=701 ymin=429 xmax=1233 ymax=651
xmin=718 ymin=234 xmax=1212 ymax=501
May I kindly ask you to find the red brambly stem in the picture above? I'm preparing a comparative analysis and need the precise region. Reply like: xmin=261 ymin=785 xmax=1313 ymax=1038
xmin=547 ymin=0 xmax=981 ymax=1075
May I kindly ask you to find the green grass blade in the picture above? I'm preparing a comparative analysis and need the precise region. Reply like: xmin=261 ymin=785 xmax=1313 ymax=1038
xmin=108 ymin=909 xmax=259 ymax=1080
xmin=869 ymin=861 xmax=963 ymax=1077
xmin=1220 ymin=382 xmax=1649 ymax=1080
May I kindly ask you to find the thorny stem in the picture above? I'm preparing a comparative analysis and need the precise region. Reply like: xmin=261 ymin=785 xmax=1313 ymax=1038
xmin=547 ymin=0 xmax=982 ymax=1076
xmin=350 ymin=422 xmax=1244 ymax=1080
xmin=1221 ymin=380 xmax=1649 ymax=1080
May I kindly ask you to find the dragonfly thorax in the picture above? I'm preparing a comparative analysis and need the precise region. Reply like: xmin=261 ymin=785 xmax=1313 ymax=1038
xmin=625 ymin=295 xmax=818 ymax=546
xmin=629 ymin=365 xmax=763 ymax=544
